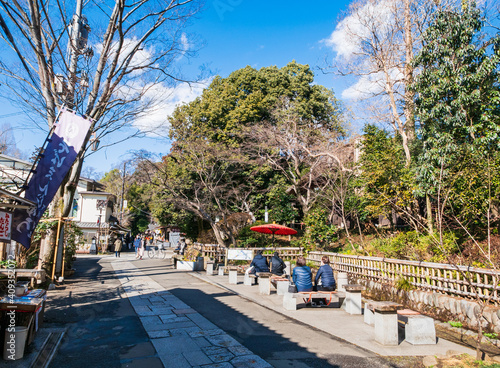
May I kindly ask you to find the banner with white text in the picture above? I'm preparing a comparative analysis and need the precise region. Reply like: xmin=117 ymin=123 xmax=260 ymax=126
xmin=12 ymin=110 xmax=91 ymax=248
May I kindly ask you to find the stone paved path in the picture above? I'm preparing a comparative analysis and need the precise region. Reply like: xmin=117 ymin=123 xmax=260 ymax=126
xmin=112 ymin=260 xmax=271 ymax=368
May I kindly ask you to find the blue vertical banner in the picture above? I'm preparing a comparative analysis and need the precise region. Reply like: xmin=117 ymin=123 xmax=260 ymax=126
xmin=12 ymin=109 xmax=91 ymax=249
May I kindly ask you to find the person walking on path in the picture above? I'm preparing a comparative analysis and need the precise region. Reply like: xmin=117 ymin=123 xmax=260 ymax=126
xmin=114 ymin=237 xmax=123 ymax=257
xmin=133 ymin=235 xmax=141 ymax=258
xmin=138 ymin=236 xmax=145 ymax=260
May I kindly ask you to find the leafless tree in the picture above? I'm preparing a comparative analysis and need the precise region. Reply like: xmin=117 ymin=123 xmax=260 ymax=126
xmin=250 ymin=99 xmax=350 ymax=217
xmin=0 ymin=0 xmax=200 ymax=209
xmin=324 ymin=0 xmax=456 ymax=165
xmin=133 ymin=141 xmax=256 ymax=247
xmin=0 ymin=0 xmax=201 ymax=265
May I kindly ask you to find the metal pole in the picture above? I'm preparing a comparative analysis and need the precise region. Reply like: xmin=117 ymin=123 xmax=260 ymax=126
xmin=61 ymin=220 xmax=67 ymax=280
xmin=67 ymin=0 xmax=83 ymax=108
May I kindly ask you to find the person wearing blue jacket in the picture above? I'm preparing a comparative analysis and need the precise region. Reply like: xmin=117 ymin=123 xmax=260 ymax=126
xmin=250 ymin=250 xmax=270 ymax=273
xmin=314 ymin=256 xmax=336 ymax=291
xmin=292 ymin=256 xmax=313 ymax=292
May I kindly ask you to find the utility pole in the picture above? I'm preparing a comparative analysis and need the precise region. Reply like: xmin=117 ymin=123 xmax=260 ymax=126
xmin=66 ymin=0 xmax=90 ymax=109
xmin=67 ymin=0 xmax=83 ymax=109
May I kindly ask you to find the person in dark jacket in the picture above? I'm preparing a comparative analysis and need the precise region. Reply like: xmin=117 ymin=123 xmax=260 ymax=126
xmin=292 ymin=256 xmax=313 ymax=292
xmin=250 ymin=250 xmax=270 ymax=273
xmin=314 ymin=256 xmax=336 ymax=291
xmin=270 ymin=252 xmax=286 ymax=276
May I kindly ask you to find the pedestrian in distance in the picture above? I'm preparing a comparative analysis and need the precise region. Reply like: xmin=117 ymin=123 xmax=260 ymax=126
xmin=134 ymin=235 xmax=141 ymax=258
xmin=114 ymin=237 xmax=123 ymax=257
xmin=138 ymin=236 xmax=145 ymax=260
xmin=177 ymin=237 xmax=187 ymax=256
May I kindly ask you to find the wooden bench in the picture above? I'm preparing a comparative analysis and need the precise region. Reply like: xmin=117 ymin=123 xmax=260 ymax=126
xmin=397 ymin=309 xmax=436 ymax=345
xmin=283 ymin=291 xmax=344 ymax=311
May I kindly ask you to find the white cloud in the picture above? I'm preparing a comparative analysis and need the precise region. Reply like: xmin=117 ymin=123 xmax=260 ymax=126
xmin=323 ymin=0 xmax=395 ymax=61
xmin=342 ymin=65 xmax=404 ymax=101
xmin=95 ymin=37 xmax=155 ymax=75
xmin=132 ymin=78 xmax=213 ymax=136
xmin=176 ymin=33 xmax=191 ymax=61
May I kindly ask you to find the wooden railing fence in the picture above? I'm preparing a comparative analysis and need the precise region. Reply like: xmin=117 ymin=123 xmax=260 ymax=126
xmin=191 ymin=243 xmax=303 ymax=262
xmin=308 ymin=251 xmax=500 ymax=304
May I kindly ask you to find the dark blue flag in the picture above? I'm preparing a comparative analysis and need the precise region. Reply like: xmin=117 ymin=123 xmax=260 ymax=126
xmin=12 ymin=110 xmax=91 ymax=248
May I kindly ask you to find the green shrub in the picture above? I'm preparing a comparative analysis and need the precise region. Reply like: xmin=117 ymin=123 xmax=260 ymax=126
xmin=395 ymin=277 xmax=414 ymax=291
xmin=297 ymin=208 xmax=338 ymax=251
xmin=237 ymin=222 xmax=269 ymax=248
xmin=364 ymin=231 xmax=458 ymax=261
xmin=448 ymin=321 xmax=463 ymax=328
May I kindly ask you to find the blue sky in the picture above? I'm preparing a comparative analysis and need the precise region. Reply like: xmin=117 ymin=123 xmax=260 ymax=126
xmin=1 ymin=0 xmax=352 ymax=177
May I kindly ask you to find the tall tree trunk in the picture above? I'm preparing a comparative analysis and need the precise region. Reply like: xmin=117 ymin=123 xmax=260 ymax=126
xmin=426 ymin=193 xmax=433 ymax=234
xmin=404 ymin=0 xmax=415 ymax=141
xmin=211 ymin=222 xmax=227 ymax=247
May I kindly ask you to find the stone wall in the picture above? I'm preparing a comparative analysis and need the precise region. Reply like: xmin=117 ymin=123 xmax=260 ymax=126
xmin=356 ymin=278 xmax=500 ymax=334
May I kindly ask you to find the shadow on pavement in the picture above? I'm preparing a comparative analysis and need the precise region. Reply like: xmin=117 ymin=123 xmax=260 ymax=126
xmin=43 ymin=257 xmax=157 ymax=368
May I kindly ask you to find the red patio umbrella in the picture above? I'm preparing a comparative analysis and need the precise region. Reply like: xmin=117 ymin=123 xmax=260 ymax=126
xmin=250 ymin=224 xmax=297 ymax=247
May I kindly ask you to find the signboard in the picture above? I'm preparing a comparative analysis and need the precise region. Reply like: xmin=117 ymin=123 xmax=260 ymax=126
xmin=0 ymin=211 xmax=12 ymax=241
xmin=169 ymin=232 xmax=180 ymax=247
xmin=227 ymin=249 xmax=253 ymax=261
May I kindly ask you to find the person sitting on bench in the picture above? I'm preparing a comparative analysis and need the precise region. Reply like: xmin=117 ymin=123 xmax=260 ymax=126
xmin=292 ymin=256 xmax=313 ymax=292
xmin=250 ymin=250 xmax=270 ymax=273
xmin=314 ymin=256 xmax=336 ymax=291
xmin=270 ymin=251 xmax=286 ymax=276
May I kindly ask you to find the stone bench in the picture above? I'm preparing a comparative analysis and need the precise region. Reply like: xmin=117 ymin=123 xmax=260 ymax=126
xmin=270 ymin=276 xmax=289 ymax=295
xmin=227 ymin=266 xmax=239 ymax=285
xmin=397 ymin=309 xmax=436 ymax=345
xmin=372 ymin=302 xmax=404 ymax=346
xmin=244 ymin=272 xmax=257 ymax=286
xmin=256 ymin=272 xmax=273 ymax=295
xmin=364 ymin=300 xmax=403 ymax=326
xmin=283 ymin=291 xmax=343 ymax=311
xmin=342 ymin=284 xmax=365 ymax=315
xmin=206 ymin=261 xmax=215 ymax=276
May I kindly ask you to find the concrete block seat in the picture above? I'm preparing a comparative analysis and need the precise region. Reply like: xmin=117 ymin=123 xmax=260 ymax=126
xmin=256 ymin=272 xmax=273 ymax=295
xmin=364 ymin=300 xmax=403 ymax=326
xmin=226 ymin=266 xmax=240 ymax=285
xmin=397 ymin=309 xmax=436 ymax=345
xmin=244 ymin=272 xmax=257 ymax=286
xmin=342 ymin=284 xmax=366 ymax=315
xmin=206 ymin=261 xmax=215 ymax=276
xmin=371 ymin=302 xmax=404 ymax=346
xmin=270 ymin=276 xmax=289 ymax=296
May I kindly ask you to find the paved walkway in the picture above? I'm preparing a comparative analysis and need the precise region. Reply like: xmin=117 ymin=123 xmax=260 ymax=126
xmin=188 ymin=269 xmax=476 ymax=358
xmin=111 ymin=257 xmax=272 ymax=368
xmin=27 ymin=252 xmax=476 ymax=368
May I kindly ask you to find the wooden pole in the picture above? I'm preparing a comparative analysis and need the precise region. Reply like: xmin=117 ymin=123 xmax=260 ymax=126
xmin=61 ymin=220 xmax=67 ymax=280
xmin=51 ymin=218 xmax=62 ymax=282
